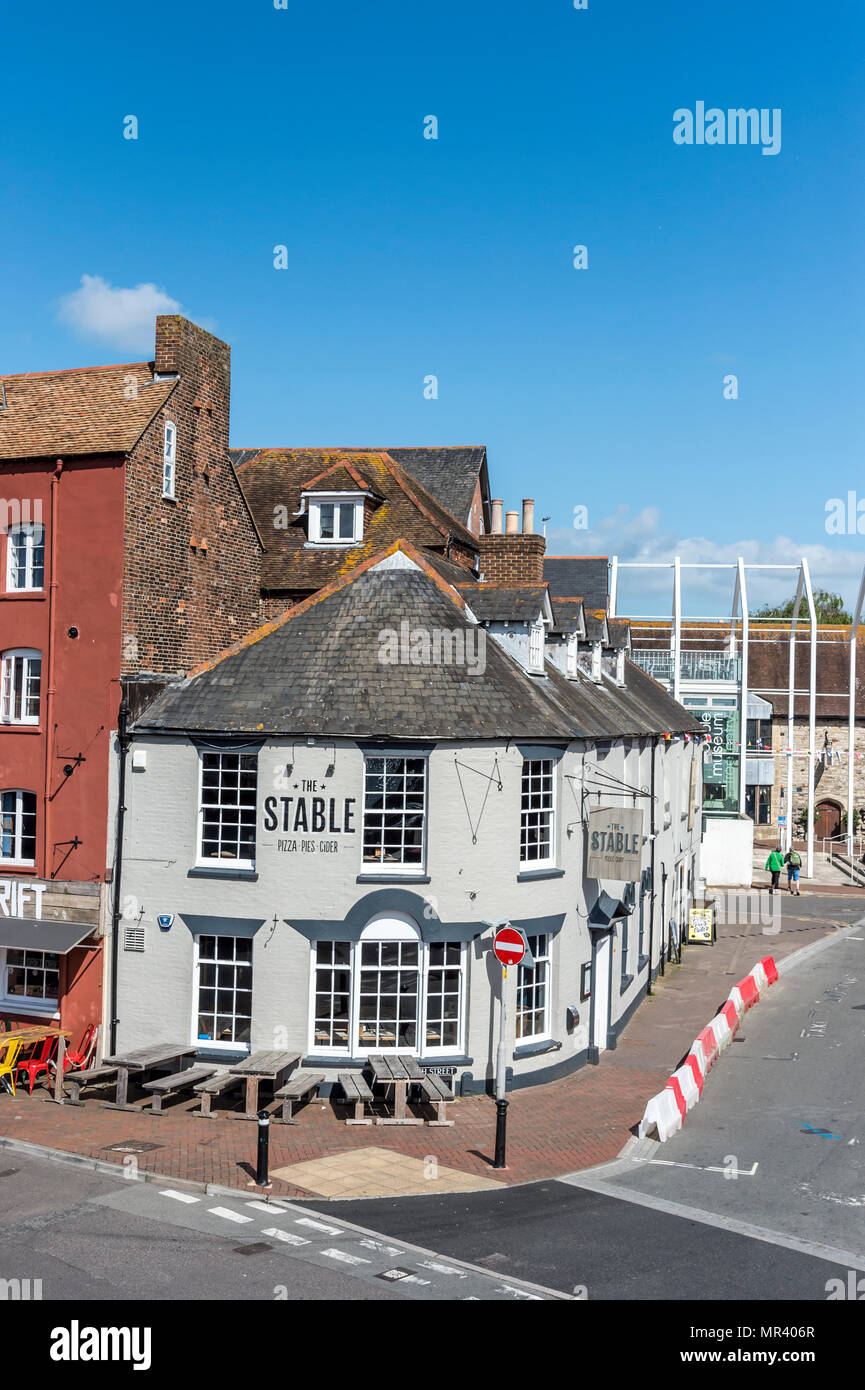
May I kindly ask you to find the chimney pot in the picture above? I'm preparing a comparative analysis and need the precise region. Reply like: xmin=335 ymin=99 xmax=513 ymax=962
xmin=491 ymin=499 xmax=503 ymax=535
xmin=505 ymin=510 xmax=519 ymax=535
xmin=522 ymin=498 xmax=535 ymax=534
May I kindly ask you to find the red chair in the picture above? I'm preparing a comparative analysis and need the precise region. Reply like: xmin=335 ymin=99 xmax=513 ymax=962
xmin=62 ymin=1023 xmax=97 ymax=1074
xmin=15 ymin=1034 xmax=58 ymax=1095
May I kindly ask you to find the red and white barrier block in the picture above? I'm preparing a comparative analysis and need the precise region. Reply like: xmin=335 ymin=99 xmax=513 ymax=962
xmin=637 ymin=955 xmax=777 ymax=1142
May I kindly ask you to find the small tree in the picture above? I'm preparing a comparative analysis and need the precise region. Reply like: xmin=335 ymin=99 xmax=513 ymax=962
xmin=753 ymin=590 xmax=852 ymax=625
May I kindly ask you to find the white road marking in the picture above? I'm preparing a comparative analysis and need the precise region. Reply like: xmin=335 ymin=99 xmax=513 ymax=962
xmin=419 ymin=1259 xmax=468 ymax=1277
xmin=295 ymin=1217 xmax=343 ymax=1236
xmin=208 ymin=1206 xmax=253 ymax=1223
xmin=359 ymin=1237 xmax=404 ymax=1257
xmin=564 ymin=1172 xmax=865 ymax=1271
xmin=159 ymin=1189 xmax=200 ymax=1204
xmin=320 ymin=1248 xmax=371 ymax=1266
xmin=649 ymin=1159 xmax=758 ymax=1177
xmin=262 ymin=1226 xmax=310 ymax=1246
xmin=496 ymin=1285 xmax=541 ymax=1299
xmin=247 ymin=1200 xmax=282 ymax=1214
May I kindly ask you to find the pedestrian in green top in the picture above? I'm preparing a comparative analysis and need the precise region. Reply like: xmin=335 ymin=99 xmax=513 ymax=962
xmin=765 ymin=848 xmax=785 ymax=894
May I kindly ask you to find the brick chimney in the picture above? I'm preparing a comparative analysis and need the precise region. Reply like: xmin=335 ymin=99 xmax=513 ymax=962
xmin=478 ymin=498 xmax=545 ymax=585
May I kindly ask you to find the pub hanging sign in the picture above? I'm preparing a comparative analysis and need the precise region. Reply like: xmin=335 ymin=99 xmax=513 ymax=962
xmin=586 ymin=806 xmax=644 ymax=882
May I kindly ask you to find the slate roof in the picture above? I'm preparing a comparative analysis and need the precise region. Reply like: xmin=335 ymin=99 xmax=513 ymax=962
xmin=382 ymin=447 xmax=487 ymax=528
xmin=544 ymin=556 xmax=609 ymax=611
xmin=229 ymin=448 xmax=478 ymax=594
xmin=584 ymin=612 xmax=608 ymax=642
xmin=607 ymin=619 xmax=631 ymax=650
xmin=550 ymin=597 xmax=585 ymax=634
xmin=135 ymin=544 xmax=701 ymax=741
xmin=456 ymin=584 xmax=547 ymax=623
xmin=0 ymin=361 xmax=176 ymax=459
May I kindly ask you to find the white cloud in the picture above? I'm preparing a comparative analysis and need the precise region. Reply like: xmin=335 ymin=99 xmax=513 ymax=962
xmin=548 ymin=506 xmax=865 ymax=615
xmin=57 ymin=275 xmax=182 ymax=352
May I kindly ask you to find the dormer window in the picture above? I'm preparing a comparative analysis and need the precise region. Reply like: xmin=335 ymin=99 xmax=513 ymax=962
xmin=306 ymin=494 xmax=364 ymax=546
xmin=529 ymin=622 xmax=545 ymax=674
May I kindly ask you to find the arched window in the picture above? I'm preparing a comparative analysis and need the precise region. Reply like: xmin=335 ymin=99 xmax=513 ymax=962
xmin=0 ymin=649 xmax=41 ymax=725
xmin=1 ymin=789 xmax=37 ymax=865
xmin=311 ymin=913 xmax=467 ymax=1057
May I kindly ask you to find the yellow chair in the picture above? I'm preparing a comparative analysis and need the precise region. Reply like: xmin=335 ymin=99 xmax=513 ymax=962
xmin=0 ymin=1038 xmax=23 ymax=1096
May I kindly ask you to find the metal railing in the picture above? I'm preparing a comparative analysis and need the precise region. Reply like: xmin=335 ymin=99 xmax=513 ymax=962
xmin=630 ymin=650 xmax=742 ymax=683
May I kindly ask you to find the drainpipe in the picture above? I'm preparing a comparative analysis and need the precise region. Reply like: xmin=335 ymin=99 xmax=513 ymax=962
xmin=109 ymin=697 xmax=131 ymax=1056
xmin=647 ymin=741 xmax=657 ymax=994
xmin=42 ymin=459 xmax=62 ymax=881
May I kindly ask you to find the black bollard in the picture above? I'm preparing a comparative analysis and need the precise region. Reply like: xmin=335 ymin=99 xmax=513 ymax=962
xmin=492 ymin=1097 xmax=509 ymax=1170
xmin=255 ymin=1108 xmax=271 ymax=1188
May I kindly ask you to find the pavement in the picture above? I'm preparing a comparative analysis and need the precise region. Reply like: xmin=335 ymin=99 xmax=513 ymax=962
xmin=1 ymin=891 xmax=862 ymax=1201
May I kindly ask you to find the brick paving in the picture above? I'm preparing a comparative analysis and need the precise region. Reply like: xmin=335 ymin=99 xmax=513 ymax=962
xmin=1 ymin=893 xmax=860 ymax=1200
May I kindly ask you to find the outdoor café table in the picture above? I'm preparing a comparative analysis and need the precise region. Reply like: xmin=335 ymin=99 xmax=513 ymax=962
xmin=228 ymin=1050 xmax=301 ymax=1119
xmin=368 ymin=1053 xmax=425 ymax=1126
xmin=2 ymin=1026 xmax=71 ymax=1104
xmin=104 ymin=1043 xmax=198 ymax=1111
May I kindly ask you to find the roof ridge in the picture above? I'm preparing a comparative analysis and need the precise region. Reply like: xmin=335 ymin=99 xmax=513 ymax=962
xmin=0 ymin=360 xmax=152 ymax=381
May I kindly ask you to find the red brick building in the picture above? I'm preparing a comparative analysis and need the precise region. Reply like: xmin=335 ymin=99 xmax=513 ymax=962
xmin=0 ymin=317 xmax=263 ymax=1043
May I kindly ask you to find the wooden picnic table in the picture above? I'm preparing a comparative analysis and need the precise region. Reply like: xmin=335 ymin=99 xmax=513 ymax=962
xmin=1 ymin=1026 xmax=71 ymax=1104
xmin=228 ymin=1050 xmax=301 ymax=1119
xmin=104 ymin=1043 xmax=198 ymax=1111
xmin=367 ymin=1053 xmax=425 ymax=1126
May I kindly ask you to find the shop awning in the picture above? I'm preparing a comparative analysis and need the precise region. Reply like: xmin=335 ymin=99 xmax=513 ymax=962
xmin=0 ymin=918 xmax=99 ymax=954
xmin=588 ymin=889 xmax=636 ymax=928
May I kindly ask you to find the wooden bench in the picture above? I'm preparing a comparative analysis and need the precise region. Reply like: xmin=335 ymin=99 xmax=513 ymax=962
xmin=142 ymin=1065 xmax=217 ymax=1115
xmin=416 ymin=1072 xmax=455 ymax=1125
xmin=338 ymin=1071 xmax=374 ymax=1125
xmin=193 ymin=1070 xmax=246 ymax=1119
xmin=64 ymin=1066 xmax=118 ymax=1106
xmin=273 ymin=1071 xmax=325 ymax=1124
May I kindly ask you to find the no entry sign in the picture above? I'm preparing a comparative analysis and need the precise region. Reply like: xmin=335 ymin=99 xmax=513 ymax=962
xmin=493 ymin=926 xmax=526 ymax=967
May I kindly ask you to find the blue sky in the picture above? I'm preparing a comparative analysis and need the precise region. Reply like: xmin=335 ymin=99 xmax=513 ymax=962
xmin=2 ymin=1 xmax=863 ymax=613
